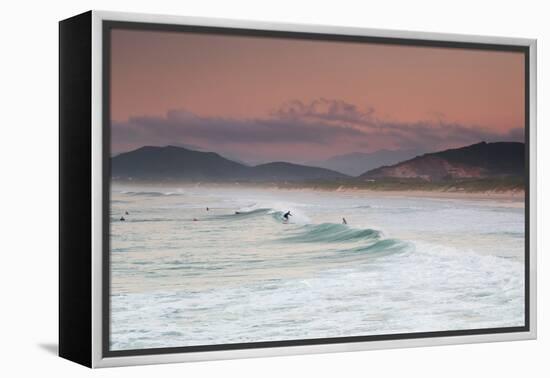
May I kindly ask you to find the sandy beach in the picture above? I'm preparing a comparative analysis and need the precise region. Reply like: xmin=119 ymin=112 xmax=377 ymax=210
xmin=120 ymin=181 xmax=525 ymax=205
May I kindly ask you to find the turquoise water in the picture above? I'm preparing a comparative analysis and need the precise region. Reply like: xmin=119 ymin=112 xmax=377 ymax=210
xmin=110 ymin=185 xmax=525 ymax=350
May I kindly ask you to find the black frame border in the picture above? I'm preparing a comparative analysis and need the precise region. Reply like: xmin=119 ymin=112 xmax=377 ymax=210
xmin=59 ymin=11 xmax=93 ymax=367
xmin=102 ymin=20 xmax=531 ymax=358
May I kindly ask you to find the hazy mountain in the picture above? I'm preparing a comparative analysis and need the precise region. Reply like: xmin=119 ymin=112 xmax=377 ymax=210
xmin=307 ymin=149 xmax=422 ymax=176
xmin=360 ymin=142 xmax=524 ymax=181
xmin=112 ymin=145 xmax=348 ymax=181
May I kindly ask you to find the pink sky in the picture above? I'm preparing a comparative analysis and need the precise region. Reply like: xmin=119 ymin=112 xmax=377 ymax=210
xmin=110 ymin=28 xmax=525 ymax=163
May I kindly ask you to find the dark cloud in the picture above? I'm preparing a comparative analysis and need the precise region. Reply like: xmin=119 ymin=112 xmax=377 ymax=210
xmin=112 ymin=99 xmax=524 ymax=158
xmin=112 ymin=106 xmax=366 ymax=154
xmin=273 ymin=98 xmax=375 ymax=125
xmin=374 ymin=121 xmax=525 ymax=151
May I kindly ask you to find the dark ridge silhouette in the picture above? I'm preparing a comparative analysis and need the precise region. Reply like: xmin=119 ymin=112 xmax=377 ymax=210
xmin=112 ymin=145 xmax=348 ymax=182
xmin=251 ymin=162 xmax=348 ymax=181
xmin=360 ymin=142 xmax=525 ymax=182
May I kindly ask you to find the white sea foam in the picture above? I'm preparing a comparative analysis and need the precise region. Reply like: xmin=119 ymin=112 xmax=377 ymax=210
xmin=109 ymin=185 xmax=525 ymax=350
xmin=237 ymin=201 xmax=312 ymax=225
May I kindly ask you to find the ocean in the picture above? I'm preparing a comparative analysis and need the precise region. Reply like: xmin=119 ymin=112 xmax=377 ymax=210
xmin=109 ymin=185 xmax=525 ymax=350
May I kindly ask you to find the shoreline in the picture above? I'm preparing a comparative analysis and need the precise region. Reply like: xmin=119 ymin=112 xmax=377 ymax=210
xmin=269 ymin=186 xmax=525 ymax=204
xmin=298 ymin=186 xmax=524 ymax=202
xmin=113 ymin=181 xmax=525 ymax=204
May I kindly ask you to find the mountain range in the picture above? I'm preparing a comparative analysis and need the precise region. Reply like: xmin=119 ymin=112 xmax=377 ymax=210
xmin=111 ymin=146 xmax=348 ymax=181
xmin=111 ymin=142 xmax=524 ymax=183
xmin=361 ymin=142 xmax=524 ymax=181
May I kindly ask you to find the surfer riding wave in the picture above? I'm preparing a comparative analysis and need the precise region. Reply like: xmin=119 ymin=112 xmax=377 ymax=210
xmin=283 ymin=211 xmax=292 ymax=222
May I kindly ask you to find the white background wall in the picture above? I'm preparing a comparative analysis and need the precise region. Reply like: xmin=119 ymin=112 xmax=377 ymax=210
xmin=1 ymin=0 xmax=547 ymax=376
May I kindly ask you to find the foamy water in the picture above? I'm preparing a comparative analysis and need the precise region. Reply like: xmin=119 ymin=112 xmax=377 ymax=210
xmin=110 ymin=185 xmax=525 ymax=350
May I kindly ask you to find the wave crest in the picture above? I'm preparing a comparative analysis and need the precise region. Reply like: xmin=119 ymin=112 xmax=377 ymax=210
xmin=281 ymin=223 xmax=381 ymax=244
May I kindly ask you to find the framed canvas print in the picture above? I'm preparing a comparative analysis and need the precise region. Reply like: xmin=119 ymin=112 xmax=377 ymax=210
xmin=59 ymin=10 xmax=537 ymax=368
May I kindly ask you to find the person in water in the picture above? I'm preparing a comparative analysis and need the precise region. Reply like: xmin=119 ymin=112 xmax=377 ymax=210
xmin=125 ymin=211 xmax=129 ymax=215
xmin=283 ymin=211 xmax=292 ymax=221
xmin=120 ymin=216 xmax=125 ymax=221
xmin=342 ymin=217 xmax=347 ymax=225
xmin=206 ymin=207 xmax=209 ymax=211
